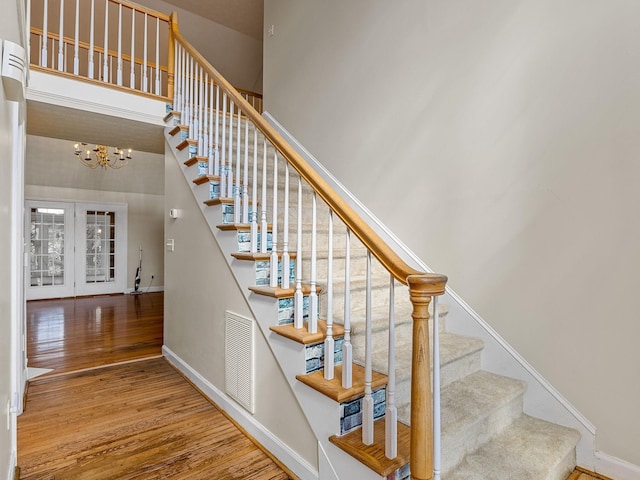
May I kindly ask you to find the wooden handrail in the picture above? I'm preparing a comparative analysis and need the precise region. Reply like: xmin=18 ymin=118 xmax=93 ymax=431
xmin=173 ymin=27 xmax=442 ymax=288
xmin=236 ymin=86 xmax=263 ymax=100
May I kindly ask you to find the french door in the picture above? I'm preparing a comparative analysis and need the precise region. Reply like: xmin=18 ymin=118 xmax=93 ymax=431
xmin=26 ymin=200 xmax=128 ymax=300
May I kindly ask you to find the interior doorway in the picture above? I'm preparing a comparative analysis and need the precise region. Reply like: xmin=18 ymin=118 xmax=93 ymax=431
xmin=25 ymin=200 xmax=128 ymax=300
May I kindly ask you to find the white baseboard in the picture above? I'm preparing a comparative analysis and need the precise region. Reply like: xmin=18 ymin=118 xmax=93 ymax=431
xmin=162 ymin=346 xmax=319 ymax=480
xmin=126 ymin=285 xmax=164 ymax=294
xmin=595 ymin=451 xmax=640 ymax=480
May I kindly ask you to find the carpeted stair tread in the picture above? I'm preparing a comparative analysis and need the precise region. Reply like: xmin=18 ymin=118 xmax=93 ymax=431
xmin=446 ymin=414 xmax=580 ymax=480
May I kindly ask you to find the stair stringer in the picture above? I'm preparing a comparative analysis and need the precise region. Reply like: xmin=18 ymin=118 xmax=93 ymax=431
xmin=164 ymin=131 xmax=387 ymax=480
xmin=264 ymin=110 xmax=597 ymax=470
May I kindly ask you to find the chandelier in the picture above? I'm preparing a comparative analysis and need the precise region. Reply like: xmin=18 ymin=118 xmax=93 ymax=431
xmin=74 ymin=143 xmax=132 ymax=170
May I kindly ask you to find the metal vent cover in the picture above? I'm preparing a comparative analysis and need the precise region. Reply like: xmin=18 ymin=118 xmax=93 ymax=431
xmin=225 ymin=311 xmax=255 ymax=414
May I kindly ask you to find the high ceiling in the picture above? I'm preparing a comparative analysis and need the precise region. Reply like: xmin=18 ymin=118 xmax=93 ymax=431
xmin=162 ymin=0 xmax=264 ymax=40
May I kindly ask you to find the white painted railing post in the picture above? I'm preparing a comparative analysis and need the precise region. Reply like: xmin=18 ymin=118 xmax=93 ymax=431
xmin=73 ymin=0 xmax=80 ymax=74
xmin=116 ymin=3 xmax=123 ymax=85
xmin=269 ymin=151 xmax=279 ymax=287
xmin=102 ymin=0 xmax=108 ymax=82
xmin=227 ymin=101 xmax=234 ymax=199
xmin=308 ymin=192 xmax=318 ymax=334
xmin=250 ymin=127 xmax=258 ymax=253
xmin=88 ymin=0 xmax=95 ymax=77
xmin=260 ymin=139 xmax=268 ymax=254
xmin=433 ymin=294 xmax=441 ymax=480
xmin=129 ymin=8 xmax=135 ymax=88
xmin=142 ymin=12 xmax=148 ymax=92
xmin=57 ymin=0 xmax=64 ymax=71
xmin=214 ymin=85 xmax=220 ymax=175
xmin=324 ymin=211 xmax=335 ymax=380
xmin=197 ymin=66 xmax=204 ymax=157
xmin=386 ymin=276 xmax=397 ymax=459
xmin=342 ymin=228 xmax=353 ymax=388
xmin=41 ymin=0 xmax=48 ymax=67
xmin=220 ymin=93 xmax=227 ymax=197
xmin=362 ymin=251 xmax=374 ymax=445
xmin=281 ymin=164 xmax=290 ymax=289
xmin=242 ymin=114 xmax=249 ymax=224
xmin=155 ymin=17 xmax=160 ymax=94
xmin=294 ymin=178 xmax=303 ymax=329
xmin=234 ymin=107 xmax=242 ymax=224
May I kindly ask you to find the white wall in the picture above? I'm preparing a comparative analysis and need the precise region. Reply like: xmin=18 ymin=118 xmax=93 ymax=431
xmin=264 ymin=0 xmax=640 ymax=468
xmin=163 ymin=146 xmax=318 ymax=470
xmin=0 ymin=0 xmax=25 ymax=474
xmin=25 ymin=135 xmax=165 ymax=290
xmin=135 ymin=0 xmax=263 ymax=93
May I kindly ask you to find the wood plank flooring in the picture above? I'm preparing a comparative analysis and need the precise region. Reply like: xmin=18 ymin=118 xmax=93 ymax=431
xmin=26 ymin=293 xmax=163 ymax=376
xmin=18 ymin=357 xmax=291 ymax=479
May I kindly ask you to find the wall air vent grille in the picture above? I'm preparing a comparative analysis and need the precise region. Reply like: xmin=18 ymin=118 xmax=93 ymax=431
xmin=225 ymin=311 xmax=255 ymax=414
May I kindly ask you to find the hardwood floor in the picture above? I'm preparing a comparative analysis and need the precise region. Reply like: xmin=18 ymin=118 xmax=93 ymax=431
xmin=20 ymin=293 xmax=292 ymax=479
xmin=26 ymin=292 xmax=164 ymax=376
xmin=18 ymin=358 xmax=291 ymax=479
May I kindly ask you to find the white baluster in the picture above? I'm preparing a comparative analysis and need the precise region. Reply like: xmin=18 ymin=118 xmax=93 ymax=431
xmin=103 ymin=0 xmax=108 ymax=82
xmin=202 ymin=70 xmax=208 ymax=159
xmin=220 ymin=93 xmax=227 ymax=198
xmin=155 ymin=17 xmax=160 ymax=95
xmin=214 ymin=84 xmax=220 ymax=176
xmin=294 ymin=178 xmax=303 ymax=329
xmin=385 ymin=276 xmax=397 ymax=459
xmin=116 ymin=4 xmax=122 ymax=85
xmin=342 ymin=229 xmax=353 ymax=388
xmin=362 ymin=251 xmax=374 ymax=445
xmin=250 ymin=127 xmax=258 ymax=253
xmin=269 ymin=152 xmax=278 ymax=287
xmin=188 ymin=57 xmax=195 ymax=139
xmin=41 ymin=0 xmax=48 ymax=67
xmin=88 ymin=0 xmax=94 ymax=77
xmin=129 ymin=8 xmax=135 ymax=88
xmin=324 ymin=210 xmax=334 ymax=380
xmin=308 ymin=192 xmax=318 ymax=334
xmin=281 ymin=164 xmax=290 ymax=289
xmin=433 ymin=295 xmax=442 ymax=480
xmin=234 ymin=107 xmax=242 ymax=224
xmin=242 ymin=115 xmax=249 ymax=224
xmin=57 ymin=0 xmax=64 ymax=71
xmin=227 ymin=101 xmax=234 ymax=200
xmin=73 ymin=0 xmax=79 ymax=74
xmin=260 ymin=139 xmax=268 ymax=254
xmin=142 ymin=12 xmax=148 ymax=92
xmin=198 ymin=66 xmax=204 ymax=158
xmin=207 ymin=77 xmax=213 ymax=176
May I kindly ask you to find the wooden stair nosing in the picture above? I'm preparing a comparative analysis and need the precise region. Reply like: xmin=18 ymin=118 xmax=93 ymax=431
xmin=296 ymin=364 xmax=387 ymax=404
xmin=177 ymin=138 xmax=197 ymax=151
xmin=168 ymin=123 xmax=186 ymax=136
xmin=269 ymin=320 xmax=344 ymax=345
xmin=329 ymin=418 xmax=410 ymax=478
xmin=193 ymin=174 xmax=220 ymax=185
xmin=248 ymin=283 xmax=322 ymax=298
xmin=205 ymin=197 xmax=233 ymax=206
xmin=216 ymin=222 xmax=272 ymax=231
xmin=231 ymin=251 xmax=297 ymax=261
xmin=185 ymin=155 xmax=209 ymax=167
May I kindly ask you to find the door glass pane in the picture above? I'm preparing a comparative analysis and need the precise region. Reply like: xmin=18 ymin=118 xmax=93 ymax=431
xmin=29 ymin=207 xmax=66 ymax=287
xmin=85 ymin=210 xmax=116 ymax=284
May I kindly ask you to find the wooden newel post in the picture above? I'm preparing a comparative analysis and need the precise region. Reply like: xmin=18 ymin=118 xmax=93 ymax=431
xmin=407 ymin=273 xmax=447 ymax=480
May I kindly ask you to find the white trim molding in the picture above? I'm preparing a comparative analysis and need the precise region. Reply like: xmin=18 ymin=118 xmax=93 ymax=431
xmin=595 ymin=451 xmax=640 ymax=480
xmin=162 ymin=346 xmax=319 ymax=480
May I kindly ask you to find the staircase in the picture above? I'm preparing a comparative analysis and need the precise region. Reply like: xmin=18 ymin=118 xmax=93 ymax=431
xmin=164 ymin=100 xmax=580 ymax=479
